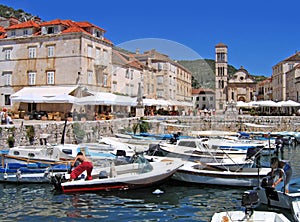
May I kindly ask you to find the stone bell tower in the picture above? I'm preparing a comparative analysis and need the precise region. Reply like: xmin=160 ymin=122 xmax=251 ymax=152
xmin=215 ymin=43 xmax=228 ymax=111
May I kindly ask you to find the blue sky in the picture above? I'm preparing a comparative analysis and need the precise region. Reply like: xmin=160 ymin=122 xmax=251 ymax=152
xmin=1 ymin=0 xmax=300 ymax=76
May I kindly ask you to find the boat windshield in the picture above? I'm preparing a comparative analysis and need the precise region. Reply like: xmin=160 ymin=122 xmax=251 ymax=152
xmin=131 ymin=153 xmax=153 ymax=173
xmin=178 ymin=141 xmax=197 ymax=148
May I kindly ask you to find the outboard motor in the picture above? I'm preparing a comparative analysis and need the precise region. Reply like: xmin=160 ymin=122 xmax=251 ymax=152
xmin=241 ymin=190 xmax=259 ymax=218
xmin=50 ymin=174 xmax=64 ymax=191
xmin=261 ymin=175 xmax=274 ymax=189
xmin=261 ymin=175 xmax=279 ymax=201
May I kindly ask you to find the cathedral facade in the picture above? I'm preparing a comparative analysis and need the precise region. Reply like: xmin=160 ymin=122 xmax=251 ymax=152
xmin=215 ymin=43 xmax=256 ymax=111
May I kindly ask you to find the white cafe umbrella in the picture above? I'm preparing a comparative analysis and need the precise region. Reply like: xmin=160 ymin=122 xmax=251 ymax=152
xmin=11 ymin=94 xmax=46 ymax=103
xmin=253 ymin=100 xmax=280 ymax=107
xmin=44 ymin=94 xmax=77 ymax=103
xmin=76 ymin=94 xmax=105 ymax=105
xmin=277 ymin=100 xmax=300 ymax=107
xmin=236 ymin=101 xmax=250 ymax=108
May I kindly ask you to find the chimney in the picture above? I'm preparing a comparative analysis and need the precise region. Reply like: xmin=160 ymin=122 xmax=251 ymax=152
xmin=34 ymin=16 xmax=42 ymax=24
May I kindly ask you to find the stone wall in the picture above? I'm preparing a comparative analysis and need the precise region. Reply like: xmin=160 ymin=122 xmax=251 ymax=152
xmin=0 ymin=115 xmax=299 ymax=149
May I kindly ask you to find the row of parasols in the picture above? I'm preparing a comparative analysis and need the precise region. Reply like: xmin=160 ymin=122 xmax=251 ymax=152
xmin=10 ymin=92 xmax=193 ymax=107
xmin=236 ymin=100 xmax=300 ymax=108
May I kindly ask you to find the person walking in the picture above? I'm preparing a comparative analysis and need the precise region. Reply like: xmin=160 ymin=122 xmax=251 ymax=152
xmin=0 ymin=107 xmax=7 ymax=124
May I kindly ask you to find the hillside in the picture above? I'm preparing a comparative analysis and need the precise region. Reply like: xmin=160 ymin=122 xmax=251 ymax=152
xmin=0 ymin=4 xmax=36 ymax=21
xmin=178 ymin=59 xmax=267 ymax=89
xmin=178 ymin=59 xmax=238 ymax=89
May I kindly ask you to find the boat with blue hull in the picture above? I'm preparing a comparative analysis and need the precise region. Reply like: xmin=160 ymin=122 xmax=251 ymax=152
xmin=0 ymin=162 xmax=68 ymax=183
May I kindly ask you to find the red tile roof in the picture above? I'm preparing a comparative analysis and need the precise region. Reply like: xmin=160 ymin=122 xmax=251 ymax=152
xmin=62 ymin=25 xmax=89 ymax=34
xmin=0 ymin=26 xmax=5 ymax=33
xmin=5 ymin=20 xmax=40 ymax=30
xmin=39 ymin=19 xmax=71 ymax=27
xmin=76 ymin=21 xmax=105 ymax=32
xmin=192 ymin=88 xmax=215 ymax=94
xmin=215 ymin=42 xmax=227 ymax=48
xmin=1 ymin=18 xmax=112 ymax=43
xmin=113 ymin=49 xmax=144 ymax=70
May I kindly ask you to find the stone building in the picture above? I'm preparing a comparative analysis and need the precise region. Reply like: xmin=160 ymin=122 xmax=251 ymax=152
xmin=215 ymin=43 xmax=228 ymax=111
xmin=0 ymin=16 xmax=193 ymax=115
xmin=272 ymin=52 xmax=300 ymax=102
xmin=192 ymin=88 xmax=215 ymax=110
xmin=214 ymin=43 xmax=256 ymax=111
xmin=0 ymin=18 xmax=113 ymax=111
xmin=285 ymin=63 xmax=300 ymax=102
xmin=132 ymin=49 xmax=192 ymax=102
xmin=112 ymin=49 xmax=145 ymax=97
xmin=227 ymin=66 xmax=256 ymax=102
xmin=256 ymin=77 xmax=273 ymax=101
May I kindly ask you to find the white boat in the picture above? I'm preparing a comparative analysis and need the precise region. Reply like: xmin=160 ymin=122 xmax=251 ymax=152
xmin=256 ymin=174 xmax=300 ymax=209
xmin=292 ymin=200 xmax=300 ymax=222
xmin=0 ymin=143 xmax=116 ymax=183
xmin=51 ymin=154 xmax=183 ymax=193
xmin=1 ymin=143 xmax=116 ymax=165
xmin=211 ymin=211 xmax=290 ymax=222
xmin=94 ymin=136 xmax=148 ymax=156
xmin=211 ymin=190 xmax=290 ymax=222
xmin=172 ymin=161 xmax=271 ymax=187
xmin=191 ymin=130 xmax=275 ymax=155
xmin=151 ymin=138 xmax=255 ymax=168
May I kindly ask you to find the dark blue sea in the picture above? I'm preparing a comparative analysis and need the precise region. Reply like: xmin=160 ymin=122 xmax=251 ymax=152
xmin=0 ymin=145 xmax=299 ymax=222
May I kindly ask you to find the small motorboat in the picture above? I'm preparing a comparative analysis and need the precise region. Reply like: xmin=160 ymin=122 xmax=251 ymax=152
xmin=172 ymin=161 xmax=271 ymax=187
xmin=292 ymin=200 xmax=300 ymax=222
xmin=256 ymin=172 xmax=300 ymax=209
xmin=1 ymin=143 xmax=116 ymax=165
xmin=51 ymin=154 xmax=183 ymax=193
xmin=211 ymin=190 xmax=290 ymax=222
xmin=0 ymin=162 xmax=68 ymax=183
xmin=149 ymin=138 xmax=254 ymax=165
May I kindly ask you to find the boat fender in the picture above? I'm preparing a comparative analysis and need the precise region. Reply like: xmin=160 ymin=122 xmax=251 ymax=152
xmin=16 ymin=170 xmax=21 ymax=180
xmin=152 ymin=189 xmax=164 ymax=195
xmin=110 ymin=161 xmax=117 ymax=178
xmin=44 ymin=169 xmax=49 ymax=177
xmin=3 ymin=172 xmax=7 ymax=180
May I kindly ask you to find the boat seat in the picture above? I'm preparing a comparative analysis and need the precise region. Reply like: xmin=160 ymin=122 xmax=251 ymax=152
xmin=98 ymin=171 xmax=108 ymax=179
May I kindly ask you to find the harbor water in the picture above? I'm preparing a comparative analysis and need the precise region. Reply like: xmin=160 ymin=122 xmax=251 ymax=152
xmin=0 ymin=144 xmax=299 ymax=221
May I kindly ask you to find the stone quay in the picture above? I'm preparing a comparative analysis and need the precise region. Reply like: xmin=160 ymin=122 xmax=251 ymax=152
xmin=0 ymin=115 xmax=299 ymax=149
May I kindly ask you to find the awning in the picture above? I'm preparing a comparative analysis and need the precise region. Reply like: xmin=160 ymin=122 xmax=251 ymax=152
xmin=250 ymin=100 xmax=281 ymax=107
xmin=11 ymin=94 xmax=47 ymax=103
xmin=11 ymin=86 xmax=78 ymax=98
xmin=76 ymin=92 xmax=135 ymax=106
xmin=277 ymin=100 xmax=300 ymax=107
xmin=44 ymin=94 xmax=77 ymax=103
xmin=140 ymin=99 xmax=193 ymax=107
